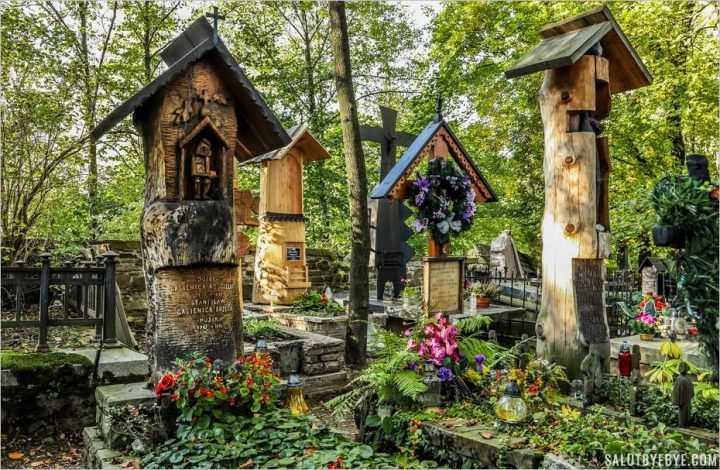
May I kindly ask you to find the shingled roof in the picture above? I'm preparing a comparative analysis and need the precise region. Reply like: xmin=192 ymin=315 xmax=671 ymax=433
xmin=91 ymin=17 xmax=289 ymax=159
xmin=505 ymin=6 xmax=651 ymax=94
xmin=238 ymin=123 xmax=330 ymax=166
xmin=370 ymin=118 xmax=498 ymax=203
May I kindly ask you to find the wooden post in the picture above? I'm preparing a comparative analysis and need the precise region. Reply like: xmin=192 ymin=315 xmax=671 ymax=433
xmin=35 ymin=253 xmax=51 ymax=352
xmin=535 ymin=55 xmax=610 ymax=379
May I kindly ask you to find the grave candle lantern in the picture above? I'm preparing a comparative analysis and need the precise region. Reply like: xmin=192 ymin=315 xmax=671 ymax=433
xmin=495 ymin=379 xmax=528 ymax=424
xmin=618 ymin=340 xmax=632 ymax=377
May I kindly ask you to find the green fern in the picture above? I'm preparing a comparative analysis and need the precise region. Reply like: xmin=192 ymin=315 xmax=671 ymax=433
xmin=393 ymin=370 xmax=427 ymax=400
xmin=455 ymin=315 xmax=492 ymax=335
xmin=458 ymin=337 xmax=497 ymax=362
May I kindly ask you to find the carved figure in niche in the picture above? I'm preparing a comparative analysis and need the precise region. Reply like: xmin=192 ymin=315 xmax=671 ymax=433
xmin=192 ymin=137 xmax=214 ymax=200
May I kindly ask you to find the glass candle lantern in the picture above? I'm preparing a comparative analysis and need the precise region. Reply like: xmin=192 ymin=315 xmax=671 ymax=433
xmin=418 ymin=361 xmax=442 ymax=407
xmin=618 ymin=340 xmax=632 ymax=377
xmin=494 ymin=379 xmax=528 ymax=424
xmin=254 ymin=336 xmax=269 ymax=360
xmin=284 ymin=371 xmax=309 ymax=415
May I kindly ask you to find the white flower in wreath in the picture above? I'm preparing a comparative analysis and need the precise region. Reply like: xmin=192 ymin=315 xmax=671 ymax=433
xmin=437 ymin=216 xmax=462 ymax=234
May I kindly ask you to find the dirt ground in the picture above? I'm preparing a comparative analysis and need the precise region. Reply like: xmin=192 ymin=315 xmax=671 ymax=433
xmin=0 ymin=430 xmax=84 ymax=469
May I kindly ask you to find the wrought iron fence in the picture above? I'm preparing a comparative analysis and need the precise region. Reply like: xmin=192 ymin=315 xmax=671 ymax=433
xmin=465 ymin=265 xmax=638 ymax=339
xmin=0 ymin=252 xmax=118 ymax=351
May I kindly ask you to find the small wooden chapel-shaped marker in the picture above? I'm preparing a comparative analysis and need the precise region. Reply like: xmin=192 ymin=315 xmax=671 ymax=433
xmin=238 ymin=124 xmax=331 ymax=304
xmin=371 ymin=99 xmax=497 ymax=315
xmin=505 ymin=6 xmax=651 ymax=379
xmin=92 ymin=14 xmax=290 ymax=371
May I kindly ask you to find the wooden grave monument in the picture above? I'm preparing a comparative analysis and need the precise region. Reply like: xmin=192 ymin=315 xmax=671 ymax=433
xmin=361 ymin=106 xmax=417 ymax=300
xmin=238 ymin=124 xmax=330 ymax=305
xmin=505 ymin=6 xmax=651 ymax=379
xmin=371 ymin=101 xmax=497 ymax=315
xmin=92 ymin=15 xmax=290 ymax=371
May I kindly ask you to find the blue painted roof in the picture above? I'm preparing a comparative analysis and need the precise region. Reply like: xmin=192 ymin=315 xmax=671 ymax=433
xmin=370 ymin=119 xmax=498 ymax=203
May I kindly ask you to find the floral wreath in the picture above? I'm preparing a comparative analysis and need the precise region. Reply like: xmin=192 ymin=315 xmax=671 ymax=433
xmin=408 ymin=158 xmax=476 ymax=245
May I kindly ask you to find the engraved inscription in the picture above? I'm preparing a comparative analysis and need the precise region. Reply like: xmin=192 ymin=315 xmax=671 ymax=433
xmin=425 ymin=260 xmax=462 ymax=313
xmin=573 ymin=258 xmax=609 ymax=344
xmin=154 ymin=266 xmax=240 ymax=367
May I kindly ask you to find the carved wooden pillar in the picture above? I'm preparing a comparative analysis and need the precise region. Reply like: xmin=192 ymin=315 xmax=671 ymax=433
xmin=535 ymin=55 xmax=611 ymax=379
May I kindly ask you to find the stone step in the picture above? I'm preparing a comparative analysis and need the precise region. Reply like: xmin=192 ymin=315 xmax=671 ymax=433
xmin=83 ymin=426 xmax=123 ymax=469
xmin=58 ymin=347 xmax=149 ymax=384
xmin=96 ymin=382 xmax=156 ymax=451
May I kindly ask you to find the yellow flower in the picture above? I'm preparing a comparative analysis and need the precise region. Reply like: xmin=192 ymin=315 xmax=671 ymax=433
xmin=560 ymin=405 xmax=580 ymax=420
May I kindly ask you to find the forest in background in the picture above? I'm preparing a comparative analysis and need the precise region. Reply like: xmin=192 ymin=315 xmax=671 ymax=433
xmin=2 ymin=1 xmax=717 ymax=266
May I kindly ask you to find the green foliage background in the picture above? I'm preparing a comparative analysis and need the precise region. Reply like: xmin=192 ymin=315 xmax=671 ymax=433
xmin=2 ymin=1 xmax=717 ymax=267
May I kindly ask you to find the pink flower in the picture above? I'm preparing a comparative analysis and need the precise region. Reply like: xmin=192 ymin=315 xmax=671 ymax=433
xmin=418 ymin=344 xmax=429 ymax=357
xmin=423 ymin=323 xmax=438 ymax=336
xmin=440 ymin=325 xmax=458 ymax=341
xmin=403 ymin=329 xmax=412 ymax=337
xmin=407 ymin=338 xmax=418 ymax=349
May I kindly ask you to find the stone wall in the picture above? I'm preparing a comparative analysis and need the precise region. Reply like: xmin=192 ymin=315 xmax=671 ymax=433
xmin=101 ymin=241 xmax=349 ymax=323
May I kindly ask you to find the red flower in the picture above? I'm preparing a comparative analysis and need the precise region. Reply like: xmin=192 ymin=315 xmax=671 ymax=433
xmin=246 ymin=378 xmax=254 ymax=387
xmin=219 ymin=385 xmax=229 ymax=394
xmin=528 ymin=385 xmax=538 ymax=394
xmin=206 ymin=391 xmax=215 ymax=399
xmin=229 ymin=396 xmax=237 ymax=406
xmin=154 ymin=372 xmax=176 ymax=396
xmin=264 ymin=381 xmax=272 ymax=388
xmin=329 ymin=455 xmax=345 ymax=469
xmin=320 ymin=293 xmax=328 ymax=305
xmin=170 ymin=393 xmax=180 ymax=402
xmin=410 ymin=418 xmax=421 ymax=427
xmin=215 ymin=376 xmax=224 ymax=383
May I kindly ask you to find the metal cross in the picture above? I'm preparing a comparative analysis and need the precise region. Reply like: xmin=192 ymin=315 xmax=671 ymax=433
xmin=360 ymin=106 xmax=416 ymax=178
xmin=360 ymin=106 xmax=417 ymax=299
xmin=206 ymin=6 xmax=226 ymax=44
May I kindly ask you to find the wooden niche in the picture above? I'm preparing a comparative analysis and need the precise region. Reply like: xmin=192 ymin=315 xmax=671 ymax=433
xmin=238 ymin=124 xmax=330 ymax=304
xmin=91 ymin=16 xmax=290 ymax=371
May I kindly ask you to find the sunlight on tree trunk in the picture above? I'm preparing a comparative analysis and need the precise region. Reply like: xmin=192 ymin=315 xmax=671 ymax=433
xmin=329 ymin=0 xmax=370 ymax=367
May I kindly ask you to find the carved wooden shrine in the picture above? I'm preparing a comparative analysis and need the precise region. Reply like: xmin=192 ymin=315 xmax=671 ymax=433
xmin=371 ymin=105 xmax=497 ymax=315
xmin=360 ymin=106 xmax=417 ymax=299
xmin=505 ymin=6 xmax=651 ymax=379
xmin=92 ymin=17 xmax=290 ymax=371
xmin=238 ymin=124 xmax=330 ymax=305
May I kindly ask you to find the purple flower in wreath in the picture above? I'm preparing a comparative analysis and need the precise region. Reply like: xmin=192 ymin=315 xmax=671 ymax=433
xmin=461 ymin=176 xmax=471 ymax=187
xmin=437 ymin=367 xmax=454 ymax=382
xmin=413 ymin=218 xmax=429 ymax=232
xmin=414 ymin=177 xmax=431 ymax=193
xmin=465 ymin=187 xmax=476 ymax=203
xmin=462 ymin=201 xmax=476 ymax=221
xmin=414 ymin=191 xmax=426 ymax=206
xmin=407 ymin=361 xmax=419 ymax=372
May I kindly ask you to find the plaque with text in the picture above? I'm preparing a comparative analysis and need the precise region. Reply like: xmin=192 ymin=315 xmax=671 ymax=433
xmin=153 ymin=266 xmax=241 ymax=370
xmin=423 ymin=257 xmax=465 ymax=315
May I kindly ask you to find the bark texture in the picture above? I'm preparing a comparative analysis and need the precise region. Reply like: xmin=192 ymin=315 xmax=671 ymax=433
xmin=329 ymin=0 xmax=370 ymax=367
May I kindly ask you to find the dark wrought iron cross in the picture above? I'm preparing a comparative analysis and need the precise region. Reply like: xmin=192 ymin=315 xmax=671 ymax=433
xmin=360 ymin=106 xmax=417 ymax=299
xmin=206 ymin=6 xmax=226 ymax=44
xmin=360 ymin=106 xmax=416 ymax=178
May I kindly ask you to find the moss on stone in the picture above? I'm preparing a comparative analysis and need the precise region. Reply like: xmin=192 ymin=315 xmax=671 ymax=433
xmin=1 ymin=350 xmax=92 ymax=385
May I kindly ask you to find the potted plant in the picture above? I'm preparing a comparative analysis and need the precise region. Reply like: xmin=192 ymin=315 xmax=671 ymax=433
xmin=467 ymin=281 xmax=501 ymax=308
xmin=625 ymin=291 xmax=667 ymax=341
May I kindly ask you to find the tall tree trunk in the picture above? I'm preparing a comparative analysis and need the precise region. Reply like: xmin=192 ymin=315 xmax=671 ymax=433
xmin=328 ymin=0 xmax=370 ymax=367
xmin=79 ymin=2 xmax=98 ymax=240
